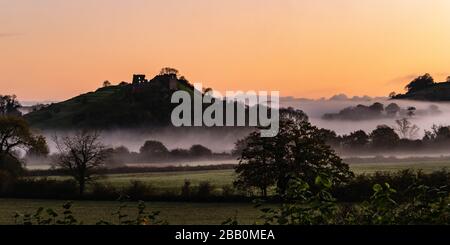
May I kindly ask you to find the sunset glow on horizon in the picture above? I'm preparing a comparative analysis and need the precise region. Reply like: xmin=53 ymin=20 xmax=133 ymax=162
xmin=1 ymin=0 xmax=450 ymax=101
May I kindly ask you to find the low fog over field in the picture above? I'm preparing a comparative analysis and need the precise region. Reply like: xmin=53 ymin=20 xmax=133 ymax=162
xmin=42 ymin=127 xmax=253 ymax=154
xmin=281 ymin=96 xmax=450 ymax=138
xmin=34 ymin=96 xmax=450 ymax=156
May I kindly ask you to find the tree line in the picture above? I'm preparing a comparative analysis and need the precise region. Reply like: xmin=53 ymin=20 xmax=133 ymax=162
xmin=0 ymin=114 xmax=220 ymax=195
xmin=318 ymin=121 xmax=450 ymax=154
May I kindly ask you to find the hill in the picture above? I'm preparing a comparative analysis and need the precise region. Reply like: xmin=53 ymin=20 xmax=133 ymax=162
xmin=393 ymin=74 xmax=450 ymax=101
xmin=25 ymin=73 xmax=195 ymax=129
xmin=393 ymin=82 xmax=450 ymax=101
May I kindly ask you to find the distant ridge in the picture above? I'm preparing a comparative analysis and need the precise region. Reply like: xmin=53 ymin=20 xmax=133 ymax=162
xmin=393 ymin=82 xmax=450 ymax=101
xmin=393 ymin=74 xmax=450 ymax=101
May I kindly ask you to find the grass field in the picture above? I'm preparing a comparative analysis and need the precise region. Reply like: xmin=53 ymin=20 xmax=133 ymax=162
xmin=2 ymin=160 xmax=450 ymax=225
xmin=349 ymin=160 xmax=450 ymax=174
xmin=38 ymin=160 xmax=450 ymax=191
xmin=41 ymin=169 xmax=235 ymax=193
xmin=0 ymin=199 xmax=264 ymax=225
xmin=99 ymin=169 xmax=235 ymax=190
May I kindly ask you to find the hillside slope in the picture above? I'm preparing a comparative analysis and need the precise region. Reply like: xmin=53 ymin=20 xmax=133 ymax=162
xmin=394 ymin=82 xmax=450 ymax=101
xmin=25 ymin=74 xmax=195 ymax=129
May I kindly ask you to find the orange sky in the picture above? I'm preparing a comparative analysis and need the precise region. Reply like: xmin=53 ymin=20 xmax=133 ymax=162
xmin=1 ymin=0 xmax=450 ymax=101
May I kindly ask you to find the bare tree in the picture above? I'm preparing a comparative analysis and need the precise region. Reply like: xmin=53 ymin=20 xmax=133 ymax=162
xmin=53 ymin=131 xmax=108 ymax=195
xmin=395 ymin=118 xmax=420 ymax=139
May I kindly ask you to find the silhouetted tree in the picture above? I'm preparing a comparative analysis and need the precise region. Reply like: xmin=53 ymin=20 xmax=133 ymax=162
xmin=342 ymin=130 xmax=369 ymax=148
xmin=103 ymin=80 xmax=111 ymax=87
xmin=0 ymin=116 xmax=37 ymax=156
xmin=139 ymin=140 xmax=169 ymax=160
xmin=104 ymin=146 xmax=130 ymax=167
xmin=0 ymin=116 xmax=47 ymax=176
xmin=26 ymin=135 xmax=50 ymax=158
xmin=434 ymin=125 xmax=450 ymax=141
xmin=317 ymin=128 xmax=340 ymax=146
xmin=189 ymin=144 xmax=212 ymax=158
xmin=405 ymin=74 xmax=434 ymax=93
xmin=385 ymin=103 xmax=400 ymax=116
xmin=424 ymin=125 xmax=450 ymax=142
xmin=323 ymin=103 xmax=389 ymax=121
xmin=54 ymin=131 xmax=108 ymax=195
xmin=170 ymin=148 xmax=190 ymax=159
xmin=159 ymin=67 xmax=179 ymax=76
xmin=0 ymin=95 xmax=21 ymax=116
xmin=0 ymin=154 xmax=23 ymax=178
xmin=234 ymin=131 xmax=276 ymax=197
xmin=370 ymin=125 xmax=400 ymax=149
xmin=279 ymin=107 xmax=309 ymax=122
xmin=0 ymin=116 xmax=35 ymax=177
xmin=369 ymin=102 xmax=384 ymax=114
xmin=112 ymin=145 xmax=130 ymax=155
xmin=235 ymin=110 xmax=354 ymax=196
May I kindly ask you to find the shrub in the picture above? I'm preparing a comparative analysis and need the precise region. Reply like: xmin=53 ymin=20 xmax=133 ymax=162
xmin=90 ymin=182 xmax=119 ymax=200
xmin=221 ymin=185 xmax=235 ymax=197
xmin=0 ymin=170 xmax=15 ymax=194
xmin=259 ymin=175 xmax=450 ymax=225
xmin=197 ymin=181 xmax=214 ymax=199
xmin=14 ymin=201 xmax=167 ymax=225
xmin=11 ymin=178 xmax=78 ymax=199
xmin=0 ymin=154 xmax=24 ymax=177
xmin=15 ymin=202 xmax=79 ymax=225
xmin=332 ymin=169 xmax=450 ymax=202
xmin=122 ymin=181 xmax=155 ymax=200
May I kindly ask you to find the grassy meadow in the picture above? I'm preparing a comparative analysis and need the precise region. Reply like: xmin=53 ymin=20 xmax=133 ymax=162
xmin=1 ymin=159 xmax=449 ymax=225
xmin=35 ymin=159 xmax=450 ymax=191
xmin=0 ymin=199 xmax=264 ymax=225
xmin=349 ymin=160 xmax=450 ymax=174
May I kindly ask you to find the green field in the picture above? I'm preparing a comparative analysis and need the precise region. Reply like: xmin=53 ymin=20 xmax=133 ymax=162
xmin=349 ymin=160 xmax=450 ymax=174
xmin=41 ymin=169 xmax=235 ymax=193
xmin=2 ymin=160 xmax=450 ymax=225
xmin=0 ymin=199 xmax=264 ymax=225
xmin=99 ymin=169 xmax=235 ymax=190
xmin=39 ymin=160 xmax=450 ymax=191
